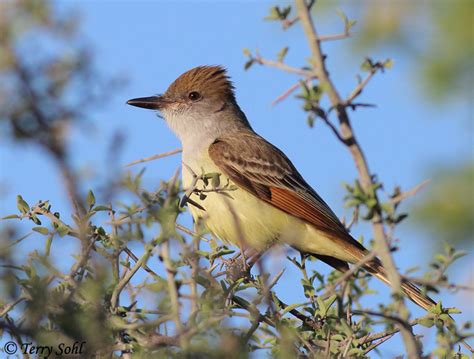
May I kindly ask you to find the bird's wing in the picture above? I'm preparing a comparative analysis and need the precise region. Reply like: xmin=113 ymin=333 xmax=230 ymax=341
xmin=208 ymin=131 xmax=443 ymax=313
xmin=208 ymin=130 xmax=368 ymax=261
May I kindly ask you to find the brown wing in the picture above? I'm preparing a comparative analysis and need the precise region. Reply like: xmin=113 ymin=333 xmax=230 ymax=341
xmin=208 ymin=131 xmax=442 ymax=314
xmin=208 ymin=130 xmax=368 ymax=261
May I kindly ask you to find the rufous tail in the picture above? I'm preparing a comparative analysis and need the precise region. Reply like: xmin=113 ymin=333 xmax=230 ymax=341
xmin=366 ymin=259 xmax=436 ymax=310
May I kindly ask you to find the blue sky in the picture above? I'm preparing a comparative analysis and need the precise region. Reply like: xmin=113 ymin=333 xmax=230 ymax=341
xmin=1 ymin=1 xmax=472 ymax=356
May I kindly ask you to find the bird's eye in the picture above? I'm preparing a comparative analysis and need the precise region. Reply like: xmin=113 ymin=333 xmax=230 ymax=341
xmin=188 ymin=91 xmax=202 ymax=101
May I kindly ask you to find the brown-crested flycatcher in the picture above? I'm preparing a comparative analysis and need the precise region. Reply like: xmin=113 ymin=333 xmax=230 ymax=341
xmin=127 ymin=65 xmax=435 ymax=311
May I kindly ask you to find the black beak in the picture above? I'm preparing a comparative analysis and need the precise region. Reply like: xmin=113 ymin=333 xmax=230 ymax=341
xmin=126 ymin=95 xmax=169 ymax=110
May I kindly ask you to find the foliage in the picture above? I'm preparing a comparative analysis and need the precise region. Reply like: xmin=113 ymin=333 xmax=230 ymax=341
xmin=0 ymin=1 xmax=472 ymax=358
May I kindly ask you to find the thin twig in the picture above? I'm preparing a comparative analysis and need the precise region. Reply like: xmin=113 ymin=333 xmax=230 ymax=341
xmin=364 ymin=333 xmax=395 ymax=354
xmin=124 ymin=148 xmax=182 ymax=168
xmin=254 ymin=52 xmax=313 ymax=77
xmin=390 ymin=180 xmax=430 ymax=205
xmin=320 ymin=251 xmax=378 ymax=300
xmin=110 ymin=241 xmax=156 ymax=310
xmin=318 ymin=32 xmax=352 ymax=42
xmin=271 ymin=77 xmax=314 ymax=106
xmin=0 ymin=296 xmax=27 ymax=318
xmin=346 ymin=69 xmax=378 ymax=104
xmin=281 ymin=0 xmax=316 ymax=29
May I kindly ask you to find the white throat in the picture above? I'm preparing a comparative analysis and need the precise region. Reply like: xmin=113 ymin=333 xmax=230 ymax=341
xmin=163 ymin=107 xmax=251 ymax=162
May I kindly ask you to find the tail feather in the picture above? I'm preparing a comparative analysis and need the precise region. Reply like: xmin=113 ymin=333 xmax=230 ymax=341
xmin=365 ymin=259 xmax=436 ymax=310
xmin=312 ymin=252 xmax=473 ymax=353
xmin=365 ymin=259 xmax=474 ymax=353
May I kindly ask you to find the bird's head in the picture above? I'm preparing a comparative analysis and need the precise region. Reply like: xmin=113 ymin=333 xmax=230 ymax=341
xmin=127 ymin=65 xmax=249 ymax=143
xmin=127 ymin=65 xmax=239 ymax=117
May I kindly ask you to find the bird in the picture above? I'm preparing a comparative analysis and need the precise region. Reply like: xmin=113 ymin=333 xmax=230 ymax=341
xmin=127 ymin=65 xmax=436 ymax=311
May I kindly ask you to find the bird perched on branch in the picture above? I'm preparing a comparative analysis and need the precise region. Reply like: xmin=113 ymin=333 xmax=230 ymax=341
xmin=127 ymin=65 xmax=439 ymax=314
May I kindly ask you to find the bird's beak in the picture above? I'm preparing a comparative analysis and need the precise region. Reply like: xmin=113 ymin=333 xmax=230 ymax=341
xmin=126 ymin=95 xmax=170 ymax=110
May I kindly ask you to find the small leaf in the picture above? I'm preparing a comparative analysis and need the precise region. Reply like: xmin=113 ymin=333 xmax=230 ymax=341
xmin=93 ymin=205 xmax=111 ymax=212
xmin=211 ymin=173 xmax=221 ymax=188
xmin=86 ymin=190 xmax=96 ymax=208
xmin=316 ymin=296 xmax=329 ymax=316
xmin=244 ymin=59 xmax=254 ymax=70
xmin=56 ymin=225 xmax=70 ymax=237
xmin=360 ymin=58 xmax=373 ymax=72
xmin=277 ymin=46 xmax=289 ymax=62
xmin=2 ymin=214 xmax=20 ymax=220
xmin=17 ymin=195 xmax=30 ymax=214
xmin=45 ymin=235 xmax=53 ymax=256
xmin=30 ymin=214 xmax=41 ymax=225
xmin=447 ymin=307 xmax=461 ymax=314
xmin=324 ymin=294 xmax=337 ymax=310
xmin=418 ymin=317 xmax=434 ymax=328
xmin=33 ymin=227 xmax=49 ymax=235
xmin=383 ymin=59 xmax=394 ymax=69
xmin=281 ymin=302 xmax=306 ymax=316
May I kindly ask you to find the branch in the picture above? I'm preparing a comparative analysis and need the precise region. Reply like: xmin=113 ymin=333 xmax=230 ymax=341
xmin=294 ymin=0 xmax=420 ymax=356
xmin=161 ymin=240 xmax=184 ymax=333
xmin=320 ymin=251 xmax=378 ymax=300
xmin=253 ymin=52 xmax=313 ymax=77
xmin=280 ymin=0 xmax=316 ymax=29
xmin=345 ymin=69 xmax=378 ymax=104
xmin=271 ymin=78 xmax=314 ymax=106
xmin=318 ymin=32 xmax=352 ymax=42
xmin=110 ymin=241 xmax=155 ymax=310
xmin=390 ymin=180 xmax=430 ymax=205
xmin=363 ymin=334 xmax=395 ymax=354
xmin=0 ymin=296 xmax=27 ymax=318
xmin=124 ymin=148 xmax=182 ymax=168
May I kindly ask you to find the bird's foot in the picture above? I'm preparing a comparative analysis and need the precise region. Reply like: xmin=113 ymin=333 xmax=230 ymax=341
xmin=223 ymin=249 xmax=262 ymax=282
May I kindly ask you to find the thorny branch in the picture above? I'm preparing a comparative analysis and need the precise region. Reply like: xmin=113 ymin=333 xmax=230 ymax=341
xmin=294 ymin=0 xmax=421 ymax=356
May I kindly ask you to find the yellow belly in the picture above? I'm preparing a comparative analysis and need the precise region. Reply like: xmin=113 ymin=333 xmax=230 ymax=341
xmin=182 ymin=153 xmax=354 ymax=261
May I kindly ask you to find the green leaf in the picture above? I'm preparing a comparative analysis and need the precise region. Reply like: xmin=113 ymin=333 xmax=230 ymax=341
xmin=347 ymin=19 xmax=357 ymax=31
xmin=17 ymin=195 xmax=30 ymax=214
xmin=281 ymin=302 xmax=306 ymax=316
xmin=347 ymin=348 xmax=364 ymax=356
xmin=30 ymin=214 xmax=41 ymax=225
xmin=45 ymin=235 xmax=53 ymax=256
xmin=451 ymin=250 xmax=467 ymax=261
xmin=418 ymin=317 xmax=434 ymax=328
xmin=211 ymin=173 xmax=221 ymax=188
xmin=86 ymin=190 xmax=96 ymax=208
xmin=33 ymin=227 xmax=49 ymax=235
xmin=93 ymin=205 xmax=111 ymax=212
xmin=56 ymin=225 xmax=70 ymax=237
xmin=323 ymin=294 xmax=337 ymax=311
xmin=447 ymin=307 xmax=461 ymax=314
xmin=360 ymin=58 xmax=373 ymax=72
xmin=316 ymin=296 xmax=329 ymax=317
xmin=383 ymin=59 xmax=394 ymax=69
xmin=336 ymin=9 xmax=349 ymax=25
xmin=279 ymin=6 xmax=291 ymax=20
xmin=2 ymin=214 xmax=20 ymax=220
xmin=264 ymin=6 xmax=279 ymax=21
xmin=277 ymin=46 xmax=289 ymax=62
xmin=244 ymin=59 xmax=254 ymax=70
